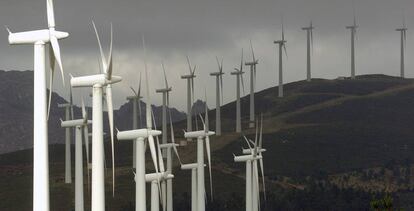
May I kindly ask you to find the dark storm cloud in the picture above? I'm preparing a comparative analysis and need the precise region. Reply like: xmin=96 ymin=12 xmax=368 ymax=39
xmin=0 ymin=0 xmax=412 ymax=109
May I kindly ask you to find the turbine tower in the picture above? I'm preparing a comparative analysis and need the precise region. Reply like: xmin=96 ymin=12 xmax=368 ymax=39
xmin=127 ymin=73 xmax=142 ymax=168
xmin=209 ymin=57 xmax=224 ymax=136
xmin=61 ymin=101 xmax=92 ymax=211
xmin=7 ymin=0 xmax=68 ymax=210
xmin=302 ymin=21 xmax=315 ymax=82
xmin=396 ymin=16 xmax=407 ymax=78
xmin=180 ymin=163 xmax=202 ymax=211
xmin=181 ymin=57 xmax=196 ymax=139
xmin=158 ymin=109 xmax=182 ymax=211
xmin=245 ymin=40 xmax=259 ymax=128
xmin=230 ymin=49 xmax=245 ymax=133
xmin=58 ymin=87 xmax=74 ymax=184
xmin=116 ymin=36 xmax=162 ymax=211
xmin=70 ymin=22 xmax=120 ymax=211
xmin=346 ymin=10 xmax=358 ymax=79
xmin=156 ymin=63 xmax=172 ymax=158
xmin=274 ymin=22 xmax=288 ymax=98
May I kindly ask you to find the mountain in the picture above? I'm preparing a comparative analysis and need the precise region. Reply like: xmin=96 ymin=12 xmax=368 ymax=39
xmin=2 ymin=74 xmax=414 ymax=210
xmin=0 ymin=70 xmax=186 ymax=154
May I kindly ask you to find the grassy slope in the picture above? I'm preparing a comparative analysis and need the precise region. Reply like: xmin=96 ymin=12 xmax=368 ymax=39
xmin=2 ymin=74 xmax=414 ymax=210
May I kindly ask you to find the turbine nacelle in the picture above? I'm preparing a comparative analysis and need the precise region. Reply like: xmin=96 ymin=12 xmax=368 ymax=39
xmin=70 ymin=74 xmax=122 ymax=88
xmin=242 ymin=148 xmax=266 ymax=154
xmin=117 ymin=129 xmax=162 ymax=140
xmin=180 ymin=74 xmax=195 ymax=79
xmin=8 ymin=29 xmax=69 ymax=45
xmin=159 ymin=143 xmax=180 ymax=149
xmin=273 ymin=40 xmax=287 ymax=45
xmin=245 ymin=61 xmax=258 ymax=66
xmin=184 ymin=130 xmax=215 ymax=139
xmin=209 ymin=72 xmax=224 ymax=76
xmin=155 ymin=87 xmax=172 ymax=93
xmin=346 ymin=25 xmax=359 ymax=29
xmin=145 ymin=172 xmax=173 ymax=182
xmin=126 ymin=95 xmax=142 ymax=100
xmin=181 ymin=163 xmax=206 ymax=170
xmin=231 ymin=70 xmax=244 ymax=75
xmin=61 ymin=119 xmax=92 ymax=128
xmin=396 ymin=28 xmax=408 ymax=31
xmin=234 ymin=154 xmax=263 ymax=162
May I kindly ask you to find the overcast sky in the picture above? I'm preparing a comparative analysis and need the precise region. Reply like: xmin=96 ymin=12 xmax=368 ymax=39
xmin=0 ymin=0 xmax=413 ymax=110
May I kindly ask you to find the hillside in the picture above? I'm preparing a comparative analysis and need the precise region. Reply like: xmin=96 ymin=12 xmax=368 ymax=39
xmin=1 ymin=74 xmax=414 ymax=210
xmin=0 ymin=70 xmax=186 ymax=154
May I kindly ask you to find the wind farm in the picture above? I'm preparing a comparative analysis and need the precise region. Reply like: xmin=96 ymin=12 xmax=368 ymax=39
xmin=1 ymin=0 xmax=414 ymax=210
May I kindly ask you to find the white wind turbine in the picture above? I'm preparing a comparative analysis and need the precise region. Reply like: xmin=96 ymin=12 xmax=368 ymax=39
xmin=116 ymin=36 xmax=162 ymax=211
xmin=242 ymin=115 xmax=266 ymax=211
xmin=234 ymin=117 xmax=266 ymax=211
xmin=274 ymin=21 xmax=288 ymax=98
xmin=61 ymin=100 xmax=92 ymax=211
xmin=245 ymin=40 xmax=259 ymax=128
xmin=184 ymin=105 xmax=215 ymax=211
xmin=302 ymin=21 xmax=315 ymax=82
xmin=58 ymin=86 xmax=75 ymax=184
xmin=70 ymin=22 xmax=121 ymax=211
xmin=346 ymin=8 xmax=358 ymax=79
xmin=7 ymin=0 xmax=68 ymax=210
xmin=158 ymin=109 xmax=182 ymax=211
xmin=156 ymin=63 xmax=172 ymax=158
xmin=127 ymin=73 xmax=143 ymax=168
xmin=209 ymin=57 xmax=225 ymax=136
xmin=396 ymin=15 xmax=407 ymax=78
xmin=181 ymin=57 xmax=196 ymax=139
xmin=180 ymin=163 xmax=203 ymax=211
xmin=231 ymin=49 xmax=245 ymax=133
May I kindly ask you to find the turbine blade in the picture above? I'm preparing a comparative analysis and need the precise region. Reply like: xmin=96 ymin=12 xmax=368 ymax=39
xmin=243 ymin=136 xmax=252 ymax=149
xmin=169 ymin=109 xmax=182 ymax=164
xmin=250 ymin=39 xmax=256 ymax=63
xmin=186 ymin=56 xmax=192 ymax=74
xmin=82 ymin=98 xmax=87 ymax=121
xmin=148 ymin=135 xmax=159 ymax=175
xmin=156 ymin=135 xmax=165 ymax=172
xmin=138 ymin=72 xmax=142 ymax=98
xmin=220 ymin=74 xmax=224 ymax=106
xmin=46 ymin=0 xmax=55 ymax=28
xmin=83 ymin=125 xmax=90 ymax=193
xmin=92 ymin=21 xmax=107 ymax=74
xmin=130 ymin=87 xmax=138 ymax=96
xmin=162 ymin=62 xmax=168 ymax=89
xmin=142 ymin=35 xmax=152 ymax=129
xmin=106 ymin=23 xmax=113 ymax=79
xmin=241 ymin=73 xmax=245 ymax=96
xmin=47 ymin=45 xmax=55 ymax=120
xmin=206 ymin=135 xmax=213 ymax=201
xmin=259 ymin=157 xmax=266 ymax=201
xmin=105 ymin=85 xmax=116 ymax=196
xmin=50 ymin=35 xmax=64 ymax=85
xmin=69 ymin=85 xmax=74 ymax=120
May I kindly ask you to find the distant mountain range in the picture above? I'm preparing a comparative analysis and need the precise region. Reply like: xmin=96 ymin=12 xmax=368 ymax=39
xmin=0 ymin=70 xmax=188 ymax=154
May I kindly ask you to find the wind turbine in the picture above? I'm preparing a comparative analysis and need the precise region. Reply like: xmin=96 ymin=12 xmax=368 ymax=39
xmin=245 ymin=40 xmax=259 ymax=128
xmin=180 ymin=163 xmax=203 ymax=211
xmin=184 ymin=112 xmax=215 ymax=211
xmin=116 ymin=36 xmax=162 ymax=211
xmin=181 ymin=57 xmax=196 ymax=139
xmin=346 ymin=8 xmax=358 ymax=79
xmin=231 ymin=49 xmax=245 ymax=133
xmin=158 ymin=109 xmax=182 ymax=211
xmin=210 ymin=57 xmax=225 ymax=136
xmin=127 ymin=73 xmax=143 ymax=168
xmin=156 ymin=63 xmax=172 ymax=158
xmin=302 ymin=21 xmax=315 ymax=82
xmin=70 ymin=22 xmax=121 ymax=211
xmin=242 ymin=115 xmax=266 ymax=211
xmin=7 ymin=0 xmax=68 ymax=210
xmin=396 ymin=15 xmax=407 ymax=78
xmin=234 ymin=117 xmax=265 ymax=211
xmin=274 ymin=21 xmax=288 ymax=98
xmin=58 ymin=87 xmax=74 ymax=184
xmin=61 ymin=100 xmax=92 ymax=211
